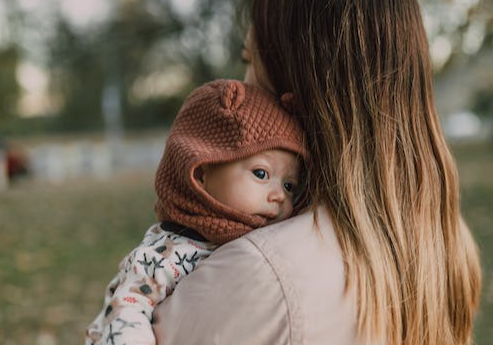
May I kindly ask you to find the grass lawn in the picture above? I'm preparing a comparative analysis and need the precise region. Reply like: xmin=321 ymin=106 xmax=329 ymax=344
xmin=0 ymin=172 xmax=157 ymax=344
xmin=453 ymin=142 xmax=493 ymax=343
xmin=0 ymin=143 xmax=492 ymax=344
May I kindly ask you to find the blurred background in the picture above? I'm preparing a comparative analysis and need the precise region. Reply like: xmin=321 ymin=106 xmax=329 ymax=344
xmin=0 ymin=0 xmax=491 ymax=344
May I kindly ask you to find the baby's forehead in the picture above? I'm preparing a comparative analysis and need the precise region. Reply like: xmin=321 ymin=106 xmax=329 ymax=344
xmin=240 ymin=149 xmax=301 ymax=171
xmin=245 ymin=149 xmax=299 ymax=161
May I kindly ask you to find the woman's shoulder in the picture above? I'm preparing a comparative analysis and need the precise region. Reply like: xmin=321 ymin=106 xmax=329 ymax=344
xmin=238 ymin=206 xmax=359 ymax=344
xmin=242 ymin=206 xmax=347 ymax=284
xmin=153 ymin=207 xmax=360 ymax=345
xmin=244 ymin=206 xmax=341 ymax=253
xmin=241 ymin=206 xmax=347 ymax=296
xmin=215 ymin=207 xmax=357 ymax=344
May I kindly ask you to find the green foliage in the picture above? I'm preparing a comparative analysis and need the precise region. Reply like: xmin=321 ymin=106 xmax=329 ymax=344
xmin=452 ymin=142 xmax=493 ymax=342
xmin=0 ymin=173 xmax=156 ymax=344
xmin=0 ymin=45 xmax=20 ymax=121
xmin=1 ymin=0 xmax=492 ymax=134
xmin=43 ymin=0 xmax=245 ymax=133
xmin=123 ymin=95 xmax=183 ymax=130
xmin=472 ymin=88 xmax=493 ymax=118
xmin=48 ymin=19 xmax=105 ymax=131
xmin=0 ymin=116 xmax=58 ymax=136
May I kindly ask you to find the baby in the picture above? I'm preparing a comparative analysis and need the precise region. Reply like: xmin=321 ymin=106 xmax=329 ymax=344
xmin=85 ymin=79 xmax=306 ymax=345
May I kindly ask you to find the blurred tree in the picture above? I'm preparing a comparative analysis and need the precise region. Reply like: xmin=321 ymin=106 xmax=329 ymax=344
xmin=472 ymin=87 xmax=493 ymax=118
xmin=470 ymin=0 xmax=493 ymax=119
xmin=419 ymin=0 xmax=493 ymax=121
xmin=3 ymin=0 xmax=488 ymax=134
xmin=47 ymin=0 xmax=175 ymax=131
xmin=0 ymin=0 xmax=24 ymax=126
xmin=45 ymin=0 xmax=245 ymax=132
xmin=0 ymin=45 xmax=20 ymax=122
xmin=165 ymin=0 xmax=246 ymax=86
xmin=48 ymin=18 xmax=105 ymax=131
xmin=420 ymin=0 xmax=493 ymax=71
xmin=101 ymin=0 xmax=183 ymax=131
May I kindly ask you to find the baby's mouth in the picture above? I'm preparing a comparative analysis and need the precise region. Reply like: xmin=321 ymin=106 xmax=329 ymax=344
xmin=255 ymin=211 xmax=282 ymax=225
xmin=263 ymin=213 xmax=280 ymax=222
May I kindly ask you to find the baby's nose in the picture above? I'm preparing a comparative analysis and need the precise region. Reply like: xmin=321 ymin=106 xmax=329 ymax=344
xmin=268 ymin=183 xmax=286 ymax=203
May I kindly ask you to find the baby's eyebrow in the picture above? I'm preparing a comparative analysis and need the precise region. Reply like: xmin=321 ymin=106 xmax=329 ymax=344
xmin=249 ymin=155 xmax=271 ymax=164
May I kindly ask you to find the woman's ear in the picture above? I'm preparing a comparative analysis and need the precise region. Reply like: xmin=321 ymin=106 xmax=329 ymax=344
xmin=280 ymin=92 xmax=296 ymax=113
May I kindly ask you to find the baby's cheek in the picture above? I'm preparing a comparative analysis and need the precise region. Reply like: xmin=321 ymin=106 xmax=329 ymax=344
xmin=227 ymin=188 xmax=259 ymax=215
xmin=281 ymin=204 xmax=294 ymax=220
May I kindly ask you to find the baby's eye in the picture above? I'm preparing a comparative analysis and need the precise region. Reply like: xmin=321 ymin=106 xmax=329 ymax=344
xmin=284 ymin=182 xmax=295 ymax=193
xmin=252 ymin=169 xmax=268 ymax=180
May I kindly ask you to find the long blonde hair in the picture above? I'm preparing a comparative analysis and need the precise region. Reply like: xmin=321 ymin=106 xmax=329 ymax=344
xmin=249 ymin=0 xmax=481 ymax=343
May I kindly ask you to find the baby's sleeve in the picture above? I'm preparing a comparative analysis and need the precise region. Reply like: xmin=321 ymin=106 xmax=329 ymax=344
xmin=85 ymin=223 xmax=214 ymax=345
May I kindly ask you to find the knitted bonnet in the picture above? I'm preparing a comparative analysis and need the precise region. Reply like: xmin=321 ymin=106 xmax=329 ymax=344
xmin=154 ymin=79 xmax=306 ymax=245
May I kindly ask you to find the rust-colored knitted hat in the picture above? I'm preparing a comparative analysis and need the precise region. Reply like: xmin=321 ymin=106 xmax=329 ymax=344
xmin=154 ymin=79 xmax=306 ymax=245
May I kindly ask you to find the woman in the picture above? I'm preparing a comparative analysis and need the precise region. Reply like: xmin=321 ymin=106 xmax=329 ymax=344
xmin=153 ymin=0 xmax=481 ymax=344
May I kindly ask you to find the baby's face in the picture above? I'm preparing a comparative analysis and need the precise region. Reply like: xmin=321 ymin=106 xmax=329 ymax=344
xmin=200 ymin=150 xmax=301 ymax=224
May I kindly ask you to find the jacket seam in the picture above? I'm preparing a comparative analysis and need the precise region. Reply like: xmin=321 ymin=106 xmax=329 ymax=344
xmin=244 ymin=235 xmax=302 ymax=345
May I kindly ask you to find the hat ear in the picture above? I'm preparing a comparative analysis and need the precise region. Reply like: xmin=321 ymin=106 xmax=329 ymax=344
xmin=220 ymin=80 xmax=245 ymax=111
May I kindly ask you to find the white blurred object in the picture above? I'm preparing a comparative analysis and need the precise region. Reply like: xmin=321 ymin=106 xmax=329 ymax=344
xmin=45 ymin=145 xmax=66 ymax=184
xmin=91 ymin=144 xmax=112 ymax=180
xmin=26 ymin=134 xmax=166 ymax=184
xmin=35 ymin=330 xmax=57 ymax=345
xmin=442 ymin=110 xmax=488 ymax=141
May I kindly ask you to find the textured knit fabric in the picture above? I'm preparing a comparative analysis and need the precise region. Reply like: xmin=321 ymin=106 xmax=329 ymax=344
xmin=154 ymin=79 xmax=306 ymax=245
xmin=85 ymin=223 xmax=215 ymax=345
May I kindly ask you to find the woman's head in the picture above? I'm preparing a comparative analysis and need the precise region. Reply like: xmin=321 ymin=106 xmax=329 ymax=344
xmin=245 ymin=0 xmax=481 ymax=344
xmin=246 ymin=0 xmax=444 ymax=208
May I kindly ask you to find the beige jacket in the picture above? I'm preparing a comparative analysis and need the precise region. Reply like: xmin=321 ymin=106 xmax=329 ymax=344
xmin=153 ymin=207 xmax=361 ymax=345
